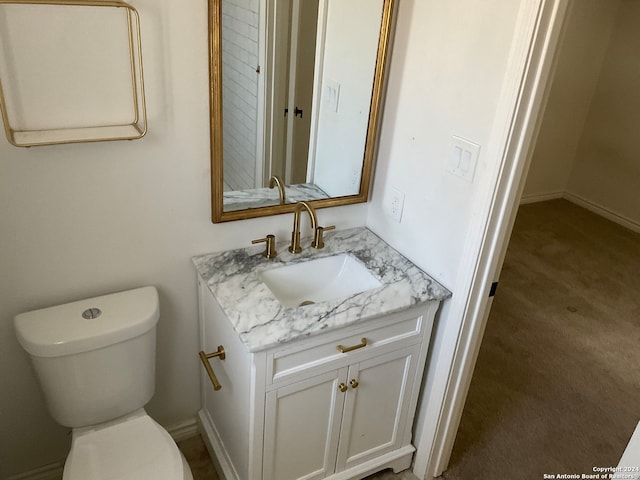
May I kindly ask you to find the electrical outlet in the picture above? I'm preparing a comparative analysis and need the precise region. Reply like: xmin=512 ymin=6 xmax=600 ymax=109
xmin=389 ymin=188 xmax=405 ymax=223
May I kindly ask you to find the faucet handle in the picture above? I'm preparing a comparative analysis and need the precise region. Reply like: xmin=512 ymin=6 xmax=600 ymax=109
xmin=252 ymin=234 xmax=277 ymax=259
xmin=311 ymin=225 xmax=335 ymax=249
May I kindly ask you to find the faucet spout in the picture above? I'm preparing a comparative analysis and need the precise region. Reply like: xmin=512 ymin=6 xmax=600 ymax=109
xmin=269 ymin=175 xmax=286 ymax=205
xmin=289 ymin=201 xmax=318 ymax=253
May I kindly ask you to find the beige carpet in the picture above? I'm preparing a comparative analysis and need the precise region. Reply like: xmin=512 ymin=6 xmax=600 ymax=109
xmin=442 ymin=199 xmax=640 ymax=479
xmin=178 ymin=435 xmax=220 ymax=480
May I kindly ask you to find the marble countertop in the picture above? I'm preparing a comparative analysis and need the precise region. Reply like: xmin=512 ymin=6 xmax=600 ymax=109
xmin=223 ymin=183 xmax=330 ymax=212
xmin=192 ymin=227 xmax=451 ymax=352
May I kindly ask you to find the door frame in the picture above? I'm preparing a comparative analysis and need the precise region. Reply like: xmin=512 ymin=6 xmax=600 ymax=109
xmin=412 ymin=0 xmax=572 ymax=477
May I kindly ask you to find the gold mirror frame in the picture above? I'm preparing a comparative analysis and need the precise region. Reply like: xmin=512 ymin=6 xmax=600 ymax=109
xmin=208 ymin=0 xmax=395 ymax=223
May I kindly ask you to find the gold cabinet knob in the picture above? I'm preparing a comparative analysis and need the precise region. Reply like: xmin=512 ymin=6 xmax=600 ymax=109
xmin=349 ymin=379 xmax=359 ymax=389
xmin=338 ymin=382 xmax=348 ymax=393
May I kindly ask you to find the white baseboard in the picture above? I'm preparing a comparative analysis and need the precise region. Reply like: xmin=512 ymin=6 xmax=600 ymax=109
xmin=563 ymin=191 xmax=640 ymax=234
xmin=519 ymin=191 xmax=563 ymax=204
xmin=167 ymin=415 xmax=200 ymax=442
xmin=519 ymin=190 xmax=640 ymax=234
xmin=7 ymin=415 xmax=200 ymax=480
xmin=197 ymin=409 xmax=238 ymax=480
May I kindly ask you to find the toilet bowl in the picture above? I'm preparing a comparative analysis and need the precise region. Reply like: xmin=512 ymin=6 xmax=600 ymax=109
xmin=65 ymin=410 xmax=192 ymax=480
xmin=14 ymin=286 xmax=193 ymax=480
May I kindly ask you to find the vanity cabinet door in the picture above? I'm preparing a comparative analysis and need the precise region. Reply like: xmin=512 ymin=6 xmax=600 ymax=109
xmin=335 ymin=345 xmax=421 ymax=472
xmin=263 ymin=367 xmax=348 ymax=480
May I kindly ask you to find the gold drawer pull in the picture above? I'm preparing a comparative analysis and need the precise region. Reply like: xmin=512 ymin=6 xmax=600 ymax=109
xmin=336 ymin=338 xmax=368 ymax=354
xmin=349 ymin=379 xmax=359 ymax=389
xmin=338 ymin=382 xmax=348 ymax=393
xmin=199 ymin=346 xmax=226 ymax=391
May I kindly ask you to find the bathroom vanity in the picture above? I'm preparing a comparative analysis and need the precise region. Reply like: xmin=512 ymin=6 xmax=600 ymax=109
xmin=193 ymin=228 xmax=450 ymax=480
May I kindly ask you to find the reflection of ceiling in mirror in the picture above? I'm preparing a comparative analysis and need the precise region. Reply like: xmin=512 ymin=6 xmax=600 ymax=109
xmin=223 ymin=183 xmax=329 ymax=212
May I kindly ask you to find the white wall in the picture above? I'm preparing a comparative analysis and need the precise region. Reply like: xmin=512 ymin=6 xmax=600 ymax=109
xmin=522 ymin=0 xmax=620 ymax=202
xmin=522 ymin=0 xmax=640 ymax=229
xmin=0 ymin=5 xmax=135 ymax=131
xmin=0 ymin=0 xmax=367 ymax=476
xmin=566 ymin=0 xmax=640 ymax=225
xmin=368 ymin=0 xmax=521 ymax=288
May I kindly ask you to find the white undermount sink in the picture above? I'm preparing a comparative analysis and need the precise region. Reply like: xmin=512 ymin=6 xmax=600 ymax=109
xmin=260 ymin=253 xmax=382 ymax=308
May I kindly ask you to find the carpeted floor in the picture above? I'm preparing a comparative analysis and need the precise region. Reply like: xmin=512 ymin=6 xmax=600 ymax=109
xmin=178 ymin=435 xmax=220 ymax=480
xmin=442 ymin=199 xmax=640 ymax=479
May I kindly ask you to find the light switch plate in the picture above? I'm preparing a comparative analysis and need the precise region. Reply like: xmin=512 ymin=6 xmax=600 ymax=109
xmin=448 ymin=136 xmax=480 ymax=182
xmin=324 ymin=79 xmax=341 ymax=113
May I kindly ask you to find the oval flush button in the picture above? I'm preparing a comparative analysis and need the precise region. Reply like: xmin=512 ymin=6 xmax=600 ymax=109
xmin=82 ymin=308 xmax=102 ymax=320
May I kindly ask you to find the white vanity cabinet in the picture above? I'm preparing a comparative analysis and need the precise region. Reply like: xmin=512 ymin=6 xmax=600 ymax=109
xmin=197 ymin=277 xmax=441 ymax=480
xmin=264 ymin=345 xmax=422 ymax=480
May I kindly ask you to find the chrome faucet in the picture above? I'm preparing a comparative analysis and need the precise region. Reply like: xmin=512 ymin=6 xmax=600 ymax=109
xmin=289 ymin=202 xmax=317 ymax=253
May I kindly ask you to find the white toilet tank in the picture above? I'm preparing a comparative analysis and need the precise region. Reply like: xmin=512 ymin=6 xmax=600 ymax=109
xmin=14 ymin=286 xmax=160 ymax=428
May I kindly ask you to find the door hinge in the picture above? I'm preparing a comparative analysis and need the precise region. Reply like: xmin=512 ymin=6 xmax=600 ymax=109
xmin=489 ymin=282 xmax=498 ymax=297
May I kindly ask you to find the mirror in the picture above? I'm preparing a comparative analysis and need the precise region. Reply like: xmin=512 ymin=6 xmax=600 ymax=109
xmin=209 ymin=0 xmax=395 ymax=222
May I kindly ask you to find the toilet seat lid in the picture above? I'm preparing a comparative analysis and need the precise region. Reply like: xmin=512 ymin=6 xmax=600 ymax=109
xmin=64 ymin=414 xmax=183 ymax=480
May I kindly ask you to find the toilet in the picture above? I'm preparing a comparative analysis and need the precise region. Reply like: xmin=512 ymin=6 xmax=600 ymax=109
xmin=14 ymin=286 xmax=193 ymax=480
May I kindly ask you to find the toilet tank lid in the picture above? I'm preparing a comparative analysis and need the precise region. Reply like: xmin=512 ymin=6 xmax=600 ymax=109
xmin=14 ymin=286 xmax=160 ymax=358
